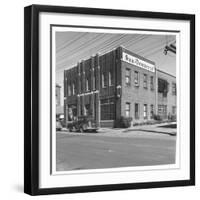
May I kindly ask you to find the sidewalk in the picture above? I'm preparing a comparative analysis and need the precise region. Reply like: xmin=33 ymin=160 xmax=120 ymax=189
xmin=121 ymin=122 xmax=177 ymax=136
xmin=59 ymin=122 xmax=177 ymax=137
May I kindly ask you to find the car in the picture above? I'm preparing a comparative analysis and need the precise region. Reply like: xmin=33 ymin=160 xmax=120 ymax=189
xmin=56 ymin=120 xmax=62 ymax=131
xmin=67 ymin=116 xmax=98 ymax=133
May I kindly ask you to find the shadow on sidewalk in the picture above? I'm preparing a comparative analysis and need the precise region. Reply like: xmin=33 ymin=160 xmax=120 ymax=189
xmin=122 ymin=128 xmax=176 ymax=136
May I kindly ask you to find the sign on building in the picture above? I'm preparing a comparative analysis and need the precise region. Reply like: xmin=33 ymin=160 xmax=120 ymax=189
xmin=122 ymin=52 xmax=155 ymax=73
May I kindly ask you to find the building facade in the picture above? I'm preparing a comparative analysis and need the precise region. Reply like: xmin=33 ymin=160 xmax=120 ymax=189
xmin=56 ymin=84 xmax=61 ymax=107
xmin=64 ymin=46 xmax=176 ymax=127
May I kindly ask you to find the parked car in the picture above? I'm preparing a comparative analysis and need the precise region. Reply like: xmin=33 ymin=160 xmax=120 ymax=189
xmin=56 ymin=120 xmax=62 ymax=131
xmin=67 ymin=116 xmax=98 ymax=132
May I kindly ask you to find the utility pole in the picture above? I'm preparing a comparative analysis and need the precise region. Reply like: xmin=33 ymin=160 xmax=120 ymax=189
xmin=164 ymin=43 xmax=176 ymax=55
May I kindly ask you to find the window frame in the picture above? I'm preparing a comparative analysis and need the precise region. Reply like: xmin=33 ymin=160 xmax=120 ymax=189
xmin=143 ymin=74 xmax=148 ymax=89
xmin=134 ymin=71 xmax=139 ymax=86
xmin=102 ymin=72 xmax=106 ymax=88
xmin=125 ymin=68 xmax=131 ymax=87
xmin=150 ymin=76 xmax=154 ymax=90
xmin=143 ymin=104 xmax=148 ymax=119
xmin=125 ymin=102 xmax=131 ymax=117
xmin=68 ymin=84 xmax=71 ymax=96
xmin=135 ymin=103 xmax=139 ymax=119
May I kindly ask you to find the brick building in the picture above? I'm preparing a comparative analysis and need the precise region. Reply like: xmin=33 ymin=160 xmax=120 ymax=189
xmin=64 ymin=46 xmax=176 ymax=127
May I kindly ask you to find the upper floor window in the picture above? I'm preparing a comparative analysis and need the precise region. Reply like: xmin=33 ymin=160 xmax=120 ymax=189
xmin=109 ymin=71 xmax=114 ymax=86
xmin=72 ymin=83 xmax=75 ymax=95
xmin=172 ymin=82 xmax=176 ymax=95
xmin=125 ymin=68 xmax=131 ymax=86
xmin=93 ymin=75 xmax=96 ymax=90
xmin=86 ymin=78 xmax=89 ymax=91
xmin=68 ymin=85 xmax=71 ymax=96
xmin=134 ymin=71 xmax=139 ymax=86
xmin=143 ymin=74 xmax=148 ymax=88
xmin=150 ymin=76 xmax=154 ymax=90
xmin=102 ymin=73 xmax=106 ymax=88
xmin=158 ymin=78 xmax=169 ymax=97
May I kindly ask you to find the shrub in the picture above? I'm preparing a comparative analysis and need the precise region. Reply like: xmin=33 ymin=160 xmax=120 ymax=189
xmin=114 ymin=116 xmax=133 ymax=128
xmin=153 ymin=114 xmax=162 ymax=121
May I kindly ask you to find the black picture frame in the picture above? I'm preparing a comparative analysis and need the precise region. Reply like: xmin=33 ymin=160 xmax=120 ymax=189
xmin=24 ymin=4 xmax=195 ymax=196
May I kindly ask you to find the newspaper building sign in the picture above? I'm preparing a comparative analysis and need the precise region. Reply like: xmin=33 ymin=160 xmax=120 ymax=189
xmin=122 ymin=52 xmax=155 ymax=73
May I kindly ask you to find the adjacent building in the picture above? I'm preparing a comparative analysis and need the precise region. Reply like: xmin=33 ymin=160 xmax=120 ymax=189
xmin=56 ymin=84 xmax=64 ymax=119
xmin=64 ymin=46 xmax=176 ymax=127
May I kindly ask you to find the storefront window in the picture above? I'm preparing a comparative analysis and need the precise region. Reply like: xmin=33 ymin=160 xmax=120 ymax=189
xmin=100 ymin=98 xmax=115 ymax=120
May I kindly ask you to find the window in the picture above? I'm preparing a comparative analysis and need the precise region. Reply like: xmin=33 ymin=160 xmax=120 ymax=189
xmin=158 ymin=104 xmax=167 ymax=118
xmin=100 ymin=98 xmax=115 ymax=120
xmin=102 ymin=73 xmax=106 ymax=88
xmin=86 ymin=78 xmax=89 ymax=91
xmin=172 ymin=106 xmax=176 ymax=115
xmin=125 ymin=68 xmax=131 ymax=86
xmin=134 ymin=71 xmax=139 ymax=86
xmin=68 ymin=85 xmax=71 ymax=96
xmin=125 ymin=103 xmax=131 ymax=117
xmin=143 ymin=74 xmax=148 ymax=88
xmin=72 ymin=83 xmax=75 ymax=95
xmin=172 ymin=82 xmax=176 ymax=95
xmin=158 ymin=78 xmax=169 ymax=97
xmin=109 ymin=71 xmax=114 ymax=86
xmin=135 ymin=103 xmax=139 ymax=119
xmin=84 ymin=104 xmax=91 ymax=116
xmin=150 ymin=104 xmax=154 ymax=119
xmin=164 ymin=105 xmax=167 ymax=117
xmin=93 ymin=75 xmax=96 ymax=90
xmin=150 ymin=76 xmax=154 ymax=90
xmin=143 ymin=104 xmax=147 ymax=119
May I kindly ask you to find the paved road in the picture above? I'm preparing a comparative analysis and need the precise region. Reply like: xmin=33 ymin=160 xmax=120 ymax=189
xmin=56 ymin=130 xmax=176 ymax=171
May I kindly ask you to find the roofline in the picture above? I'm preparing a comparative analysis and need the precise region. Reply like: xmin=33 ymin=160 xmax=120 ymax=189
xmin=156 ymin=69 xmax=176 ymax=78
xmin=63 ymin=46 xmax=176 ymax=77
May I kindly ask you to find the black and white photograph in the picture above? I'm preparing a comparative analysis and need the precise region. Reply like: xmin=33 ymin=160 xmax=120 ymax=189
xmin=24 ymin=4 xmax=195 ymax=195
xmin=54 ymin=29 xmax=177 ymax=172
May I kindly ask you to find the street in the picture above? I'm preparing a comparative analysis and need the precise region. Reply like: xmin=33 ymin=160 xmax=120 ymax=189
xmin=56 ymin=125 xmax=176 ymax=171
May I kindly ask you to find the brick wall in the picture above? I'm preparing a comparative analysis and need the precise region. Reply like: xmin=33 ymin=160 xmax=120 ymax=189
xmin=63 ymin=46 xmax=176 ymax=127
xmin=120 ymin=47 xmax=156 ymax=124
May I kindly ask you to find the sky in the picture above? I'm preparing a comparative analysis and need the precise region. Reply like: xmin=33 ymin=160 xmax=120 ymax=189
xmin=56 ymin=31 xmax=176 ymax=105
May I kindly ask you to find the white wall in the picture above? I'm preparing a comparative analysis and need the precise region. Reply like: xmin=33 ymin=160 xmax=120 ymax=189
xmin=0 ymin=0 xmax=199 ymax=199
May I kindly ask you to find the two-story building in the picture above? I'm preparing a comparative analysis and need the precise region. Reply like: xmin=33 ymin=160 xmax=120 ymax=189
xmin=64 ymin=46 xmax=176 ymax=127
